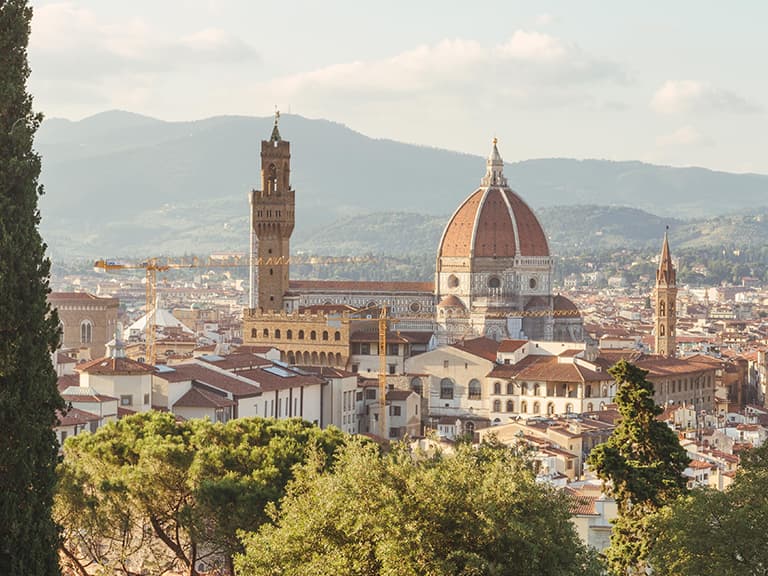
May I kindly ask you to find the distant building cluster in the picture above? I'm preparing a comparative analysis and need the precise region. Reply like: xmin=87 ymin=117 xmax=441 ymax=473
xmin=49 ymin=117 xmax=768 ymax=553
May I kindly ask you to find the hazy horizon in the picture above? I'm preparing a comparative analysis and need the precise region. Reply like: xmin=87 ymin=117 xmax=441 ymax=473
xmin=27 ymin=1 xmax=768 ymax=175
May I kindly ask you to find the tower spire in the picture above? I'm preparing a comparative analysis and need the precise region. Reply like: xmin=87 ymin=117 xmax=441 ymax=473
xmin=481 ymin=137 xmax=508 ymax=187
xmin=270 ymin=108 xmax=281 ymax=142
xmin=654 ymin=227 xmax=677 ymax=357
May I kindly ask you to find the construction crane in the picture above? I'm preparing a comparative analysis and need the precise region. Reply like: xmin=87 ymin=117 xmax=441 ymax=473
xmin=94 ymin=255 xmax=289 ymax=364
xmin=95 ymin=253 xmax=377 ymax=364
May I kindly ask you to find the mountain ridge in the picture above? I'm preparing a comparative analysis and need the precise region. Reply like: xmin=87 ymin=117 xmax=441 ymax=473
xmin=35 ymin=110 xmax=768 ymax=259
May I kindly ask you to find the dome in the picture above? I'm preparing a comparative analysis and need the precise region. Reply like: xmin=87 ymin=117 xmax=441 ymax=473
xmin=438 ymin=141 xmax=549 ymax=259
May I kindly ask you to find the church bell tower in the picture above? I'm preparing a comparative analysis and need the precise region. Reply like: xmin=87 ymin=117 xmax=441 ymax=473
xmin=249 ymin=111 xmax=295 ymax=311
xmin=654 ymin=229 xmax=677 ymax=357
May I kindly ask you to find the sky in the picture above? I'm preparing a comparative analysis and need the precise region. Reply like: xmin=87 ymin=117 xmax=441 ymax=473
xmin=27 ymin=1 xmax=768 ymax=174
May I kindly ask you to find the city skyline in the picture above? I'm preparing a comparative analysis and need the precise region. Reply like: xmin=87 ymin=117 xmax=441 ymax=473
xmin=28 ymin=1 xmax=768 ymax=174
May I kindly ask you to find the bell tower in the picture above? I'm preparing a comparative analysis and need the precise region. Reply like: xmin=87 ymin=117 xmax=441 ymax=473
xmin=654 ymin=228 xmax=677 ymax=357
xmin=249 ymin=111 xmax=295 ymax=311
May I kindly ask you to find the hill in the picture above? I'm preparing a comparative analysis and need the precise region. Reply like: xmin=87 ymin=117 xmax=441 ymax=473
xmin=35 ymin=110 xmax=768 ymax=258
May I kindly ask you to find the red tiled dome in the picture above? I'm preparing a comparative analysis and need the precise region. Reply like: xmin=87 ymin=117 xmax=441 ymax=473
xmin=438 ymin=187 xmax=549 ymax=259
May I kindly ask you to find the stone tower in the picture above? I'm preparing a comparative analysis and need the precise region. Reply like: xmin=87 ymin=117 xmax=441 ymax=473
xmin=249 ymin=112 xmax=295 ymax=311
xmin=654 ymin=229 xmax=677 ymax=357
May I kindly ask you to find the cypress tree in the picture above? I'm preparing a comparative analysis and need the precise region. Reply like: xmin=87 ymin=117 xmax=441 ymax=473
xmin=0 ymin=1 xmax=65 ymax=573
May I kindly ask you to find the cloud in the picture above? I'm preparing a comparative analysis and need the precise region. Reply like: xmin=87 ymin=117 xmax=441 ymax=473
xmin=261 ymin=32 xmax=626 ymax=106
xmin=535 ymin=13 xmax=555 ymax=26
xmin=651 ymin=80 xmax=761 ymax=115
xmin=497 ymin=30 xmax=566 ymax=62
xmin=29 ymin=3 xmax=259 ymax=82
xmin=657 ymin=125 xmax=710 ymax=147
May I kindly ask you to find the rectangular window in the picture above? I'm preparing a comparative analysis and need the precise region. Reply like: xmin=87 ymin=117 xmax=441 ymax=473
xmin=388 ymin=364 xmax=396 ymax=375
xmin=60 ymin=430 xmax=68 ymax=443
xmin=143 ymin=393 xmax=150 ymax=406
xmin=389 ymin=427 xmax=399 ymax=438
xmin=390 ymin=406 xmax=402 ymax=416
xmin=361 ymin=343 xmax=371 ymax=355
xmin=120 ymin=395 xmax=133 ymax=406
xmin=443 ymin=360 xmax=449 ymax=369
xmin=351 ymin=364 xmax=359 ymax=374
xmin=365 ymin=389 xmax=377 ymax=400
xmin=356 ymin=391 xmax=363 ymax=401
xmin=387 ymin=343 xmax=399 ymax=356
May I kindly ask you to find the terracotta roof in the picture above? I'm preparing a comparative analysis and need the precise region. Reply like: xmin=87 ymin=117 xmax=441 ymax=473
xmin=61 ymin=386 xmax=117 ymax=403
xmin=56 ymin=352 xmax=77 ymax=364
xmin=498 ymin=339 xmax=527 ymax=353
xmin=566 ymin=492 xmax=599 ymax=516
xmin=48 ymin=292 xmax=118 ymax=304
xmin=289 ymin=280 xmax=433 ymax=293
xmin=173 ymin=386 xmax=235 ymax=409
xmin=57 ymin=374 xmax=80 ymax=392
xmin=154 ymin=363 xmax=261 ymax=397
xmin=198 ymin=352 xmax=272 ymax=371
xmin=300 ymin=366 xmax=357 ymax=378
xmin=451 ymin=337 xmax=499 ymax=362
xmin=438 ymin=187 xmax=549 ymax=259
xmin=236 ymin=366 xmax=325 ymax=392
xmin=387 ymin=389 xmax=415 ymax=402
xmin=56 ymin=407 xmax=100 ymax=427
xmin=117 ymin=406 xmax=136 ymax=418
xmin=76 ymin=356 xmax=154 ymax=375
xmin=488 ymin=355 xmax=608 ymax=383
xmin=554 ymin=294 xmax=579 ymax=312
xmin=437 ymin=295 xmax=465 ymax=308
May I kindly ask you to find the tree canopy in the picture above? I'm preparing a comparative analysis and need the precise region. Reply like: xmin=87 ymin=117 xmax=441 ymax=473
xmin=586 ymin=360 xmax=690 ymax=575
xmin=0 ymin=1 xmax=65 ymax=574
xmin=236 ymin=439 xmax=602 ymax=576
xmin=55 ymin=413 xmax=346 ymax=576
xmin=648 ymin=442 xmax=768 ymax=576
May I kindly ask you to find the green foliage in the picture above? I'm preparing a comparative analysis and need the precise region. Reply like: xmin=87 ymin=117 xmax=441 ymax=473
xmin=648 ymin=441 xmax=768 ymax=576
xmin=0 ymin=2 xmax=65 ymax=574
xmin=587 ymin=360 xmax=689 ymax=575
xmin=236 ymin=440 xmax=602 ymax=576
xmin=55 ymin=413 xmax=346 ymax=575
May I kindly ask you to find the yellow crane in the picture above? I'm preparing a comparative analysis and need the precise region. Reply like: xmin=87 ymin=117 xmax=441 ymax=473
xmin=95 ymin=254 xmax=380 ymax=364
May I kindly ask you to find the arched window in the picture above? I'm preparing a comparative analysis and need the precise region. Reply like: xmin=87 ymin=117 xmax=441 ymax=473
xmin=298 ymin=330 xmax=305 ymax=340
xmin=251 ymin=328 xmax=258 ymax=338
xmin=521 ymin=382 xmax=528 ymax=394
xmin=659 ymin=300 xmax=666 ymax=317
xmin=493 ymin=399 xmax=501 ymax=412
xmin=286 ymin=330 xmax=293 ymax=340
xmin=566 ymin=403 xmax=574 ymax=414
xmin=493 ymin=381 xmax=501 ymax=395
xmin=521 ymin=401 xmax=528 ymax=414
xmin=80 ymin=320 xmax=93 ymax=344
xmin=533 ymin=401 xmax=540 ymax=414
xmin=506 ymin=382 xmax=514 ymax=395
xmin=468 ymin=379 xmax=481 ymax=400
xmin=547 ymin=402 xmax=555 ymax=415
xmin=585 ymin=385 xmax=592 ymax=398
xmin=310 ymin=330 xmax=317 ymax=340
xmin=506 ymin=400 xmax=514 ymax=412
xmin=334 ymin=331 xmax=341 ymax=341
xmin=440 ymin=378 xmax=454 ymax=400
xmin=464 ymin=421 xmax=475 ymax=436
xmin=410 ymin=377 xmax=423 ymax=396
xmin=274 ymin=329 xmax=281 ymax=339
xmin=533 ymin=383 xmax=540 ymax=396
xmin=263 ymin=328 xmax=269 ymax=338
xmin=587 ymin=402 xmax=594 ymax=412
xmin=488 ymin=276 xmax=501 ymax=289
xmin=659 ymin=324 xmax=665 ymax=336
xmin=322 ymin=330 xmax=329 ymax=341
